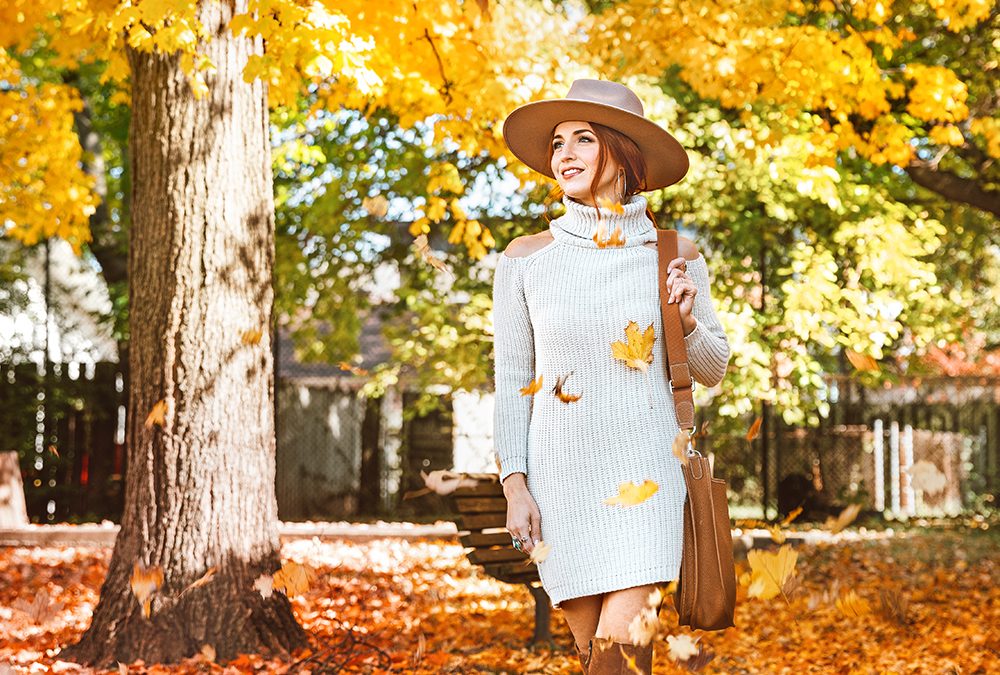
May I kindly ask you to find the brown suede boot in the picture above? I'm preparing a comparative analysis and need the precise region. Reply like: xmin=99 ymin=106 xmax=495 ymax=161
xmin=587 ymin=636 xmax=654 ymax=674
xmin=576 ymin=640 xmax=593 ymax=674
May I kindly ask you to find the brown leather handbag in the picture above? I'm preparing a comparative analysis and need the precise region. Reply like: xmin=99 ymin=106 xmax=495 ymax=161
xmin=657 ymin=229 xmax=737 ymax=631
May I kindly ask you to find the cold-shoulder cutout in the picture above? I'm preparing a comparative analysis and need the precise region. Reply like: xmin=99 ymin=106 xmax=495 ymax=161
xmin=642 ymin=233 xmax=700 ymax=260
xmin=503 ymin=231 xmax=556 ymax=258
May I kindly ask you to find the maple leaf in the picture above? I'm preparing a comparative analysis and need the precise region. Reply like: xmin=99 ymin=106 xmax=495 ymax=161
xmin=130 ymin=563 xmax=164 ymax=619
xmin=835 ymin=589 xmax=872 ymax=617
xmin=144 ymin=400 xmax=167 ymax=428
xmin=907 ymin=460 xmax=947 ymax=495
xmin=627 ymin=606 xmax=660 ymax=646
xmin=527 ymin=540 xmax=551 ymax=564
xmin=611 ymin=321 xmax=656 ymax=372
xmin=672 ymin=430 xmax=692 ymax=467
xmin=272 ymin=561 xmax=312 ymax=596
xmin=824 ymin=503 xmax=862 ymax=533
xmin=240 ymin=328 xmax=262 ymax=345
xmin=604 ymin=479 xmax=659 ymax=506
xmin=519 ymin=374 xmax=543 ymax=396
xmin=845 ymin=349 xmax=880 ymax=372
xmin=421 ymin=469 xmax=479 ymax=496
xmin=11 ymin=588 xmax=63 ymax=625
xmin=667 ymin=634 xmax=700 ymax=661
xmin=746 ymin=416 xmax=763 ymax=441
xmin=746 ymin=544 xmax=798 ymax=601
xmin=552 ymin=371 xmax=582 ymax=403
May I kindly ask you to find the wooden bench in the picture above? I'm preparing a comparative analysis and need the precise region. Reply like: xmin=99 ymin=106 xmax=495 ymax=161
xmin=449 ymin=475 xmax=553 ymax=644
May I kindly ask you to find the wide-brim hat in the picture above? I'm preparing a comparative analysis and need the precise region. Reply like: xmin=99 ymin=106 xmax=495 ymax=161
xmin=502 ymin=79 xmax=689 ymax=190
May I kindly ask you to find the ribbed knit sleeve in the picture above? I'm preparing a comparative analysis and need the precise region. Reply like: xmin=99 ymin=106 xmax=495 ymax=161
xmin=492 ymin=252 xmax=534 ymax=483
xmin=681 ymin=256 xmax=731 ymax=387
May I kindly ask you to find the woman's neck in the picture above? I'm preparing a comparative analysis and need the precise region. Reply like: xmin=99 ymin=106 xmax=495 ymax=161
xmin=549 ymin=195 xmax=656 ymax=248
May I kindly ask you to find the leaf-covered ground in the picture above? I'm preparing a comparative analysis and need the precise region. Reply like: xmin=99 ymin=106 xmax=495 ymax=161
xmin=1 ymin=527 xmax=998 ymax=673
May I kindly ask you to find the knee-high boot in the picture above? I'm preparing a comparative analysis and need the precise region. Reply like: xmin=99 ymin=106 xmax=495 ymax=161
xmin=587 ymin=636 xmax=654 ymax=675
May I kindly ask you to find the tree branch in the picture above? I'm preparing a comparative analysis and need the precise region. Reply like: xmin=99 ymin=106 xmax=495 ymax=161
xmin=904 ymin=162 xmax=1000 ymax=218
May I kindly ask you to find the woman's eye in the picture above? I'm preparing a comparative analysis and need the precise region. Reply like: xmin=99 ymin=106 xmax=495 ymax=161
xmin=552 ymin=141 xmax=563 ymax=150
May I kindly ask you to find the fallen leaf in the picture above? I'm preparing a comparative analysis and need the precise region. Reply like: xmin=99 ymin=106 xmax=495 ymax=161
xmin=552 ymin=371 xmax=582 ymax=403
xmin=824 ymin=503 xmax=862 ymax=534
xmin=180 ymin=566 xmax=217 ymax=595
xmin=144 ymin=400 xmax=167 ymax=428
xmin=519 ymin=375 xmax=543 ymax=396
xmin=667 ymin=634 xmax=700 ymax=661
xmin=877 ymin=589 xmax=909 ymax=625
xmin=611 ymin=321 xmax=656 ymax=373
xmin=746 ymin=416 xmax=763 ymax=441
xmin=130 ymin=563 xmax=164 ymax=619
xmin=746 ymin=544 xmax=798 ymax=601
xmin=768 ymin=525 xmax=786 ymax=544
xmin=604 ymin=479 xmax=659 ymax=506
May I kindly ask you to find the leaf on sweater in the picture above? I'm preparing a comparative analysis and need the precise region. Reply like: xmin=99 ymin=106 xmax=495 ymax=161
xmin=592 ymin=217 xmax=625 ymax=248
xmin=144 ymin=399 xmax=167 ymax=428
xmin=520 ymin=374 xmax=543 ymax=396
xmin=611 ymin=321 xmax=655 ymax=372
xmin=552 ymin=371 xmax=582 ymax=403
xmin=845 ymin=349 xmax=879 ymax=372
xmin=746 ymin=416 xmax=762 ymax=441
xmin=672 ymin=430 xmax=691 ymax=466
xmin=603 ymin=479 xmax=659 ymax=506
xmin=746 ymin=544 xmax=797 ymax=601
xmin=835 ymin=589 xmax=872 ymax=617
xmin=130 ymin=563 xmax=164 ymax=618
xmin=824 ymin=503 xmax=862 ymax=533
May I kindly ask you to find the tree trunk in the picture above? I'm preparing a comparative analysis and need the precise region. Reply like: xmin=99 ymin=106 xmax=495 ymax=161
xmin=63 ymin=0 xmax=307 ymax=666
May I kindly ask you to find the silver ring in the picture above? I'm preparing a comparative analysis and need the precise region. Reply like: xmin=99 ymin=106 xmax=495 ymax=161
xmin=512 ymin=538 xmax=523 ymax=551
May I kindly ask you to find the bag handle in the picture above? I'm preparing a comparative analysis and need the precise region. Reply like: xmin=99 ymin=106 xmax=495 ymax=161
xmin=657 ymin=229 xmax=696 ymax=432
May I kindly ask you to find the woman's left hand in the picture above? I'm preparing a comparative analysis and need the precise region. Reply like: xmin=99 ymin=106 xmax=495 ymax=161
xmin=665 ymin=256 xmax=698 ymax=336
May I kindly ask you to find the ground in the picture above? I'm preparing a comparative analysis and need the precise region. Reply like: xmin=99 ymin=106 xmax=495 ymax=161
xmin=0 ymin=526 xmax=998 ymax=673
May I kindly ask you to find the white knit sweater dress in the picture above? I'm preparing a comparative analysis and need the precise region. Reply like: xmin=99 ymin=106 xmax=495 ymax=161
xmin=491 ymin=194 xmax=732 ymax=609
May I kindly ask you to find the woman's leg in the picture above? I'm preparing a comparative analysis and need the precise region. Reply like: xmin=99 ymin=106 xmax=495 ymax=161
xmin=559 ymin=593 xmax=603 ymax=651
xmin=594 ymin=583 xmax=659 ymax=641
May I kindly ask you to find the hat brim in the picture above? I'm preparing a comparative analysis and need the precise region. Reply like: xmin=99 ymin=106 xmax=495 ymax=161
xmin=502 ymin=98 xmax=689 ymax=190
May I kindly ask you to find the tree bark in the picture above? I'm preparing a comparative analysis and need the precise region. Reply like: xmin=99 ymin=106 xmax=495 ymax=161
xmin=63 ymin=0 xmax=307 ymax=666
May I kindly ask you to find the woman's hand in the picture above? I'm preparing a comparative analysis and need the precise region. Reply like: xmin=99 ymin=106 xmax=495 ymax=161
xmin=665 ymin=256 xmax=698 ymax=336
xmin=502 ymin=473 xmax=541 ymax=556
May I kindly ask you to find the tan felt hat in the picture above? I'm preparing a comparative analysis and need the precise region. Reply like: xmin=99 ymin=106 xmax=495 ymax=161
xmin=502 ymin=79 xmax=689 ymax=190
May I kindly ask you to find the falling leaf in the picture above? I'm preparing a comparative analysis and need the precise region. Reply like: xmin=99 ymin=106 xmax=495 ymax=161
xmin=527 ymin=540 xmax=551 ymax=564
xmin=672 ymin=430 xmax=691 ymax=467
xmin=180 ymin=566 xmax=217 ymax=595
xmin=253 ymin=574 xmax=274 ymax=599
xmin=907 ymin=460 xmax=947 ymax=495
xmin=746 ymin=544 xmax=798 ymax=601
xmin=746 ymin=416 xmax=763 ymax=441
xmin=824 ymin=503 xmax=862 ymax=533
xmin=835 ymin=589 xmax=872 ymax=617
xmin=780 ymin=506 xmax=803 ymax=526
xmin=240 ymin=328 xmax=263 ymax=345
xmin=552 ymin=371 xmax=582 ymax=403
xmin=362 ymin=194 xmax=389 ymax=218
xmin=413 ymin=233 xmax=453 ymax=278
xmin=47 ymin=444 xmax=59 ymax=458
xmin=421 ymin=470 xmax=479 ymax=496
xmin=667 ymin=634 xmax=700 ymax=661
xmin=199 ymin=644 xmax=216 ymax=663
xmin=877 ymin=589 xmax=909 ymax=625
xmin=768 ymin=525 xmax=786 ymax=544
xmin=611 ymin=321 xmax=656 ymax=372
xmin=682 ymin=647 xmax=716 ymax=673
xmin=338 ymin=361 xmax=370 ymax=377
xmin=272 ymin=561 xmax=312 ymax=596
xmin=11 ymin=589 xmax=63 ymax=625
xmin=519 ymin=375 xmax=543 ymax=396
xmin=118 ymin=663 xmax=128 ymax=675
xmin=627 ymin=606 xmax=660 ymax=646
xmin=604 ymin=479 xmax=659 ymax=506
xmin=144 ymin=400 xmax=167 ymax=429
xmin=130 ymin=563 xmax=164 ymax=618
xmin=845 ymin=349 xmax=879 ymax=372
xmin=597 ymin=197 xmax=626 ymax=215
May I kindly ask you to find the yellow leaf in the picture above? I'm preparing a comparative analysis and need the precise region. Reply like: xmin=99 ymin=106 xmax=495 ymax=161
xmin=610 ymin=321 xmax=656 ymax=372
xmin=671 ymin=430 xmax=690 ymax=467
xmin=835 ymin=589 xmax=872 ymax=617
xmin=604 ymin=479 xmax=659 ymax=506
xmin=241 ymin=328 xmax=263 ymax=345
xmin=824 ymin=503 xmax=862 ymax=533
xmin=272 ymin=561 xmax=312 ymax=596
xmin=519 ymin=375 xmax=543 ymax=396
xmin=627 ymin=606 xmax=660 ymax=646
xmin=768 ymin=525 xmax=786 ymax=544
xmin=746 ymin=544 xmax=798 ymax=601
xmin=667 ymin=633 xmax=700 ymax=661
xmin=780 ymin=506 xmax=803 ymax=526
xmin=130 ymin=563 xmax=164 ymax=619
xmin=527 ymin=540 xmax=551 ymax=564
xmin=144 ymin=400 xmax=167 ymax=428
xmin=181 ymin=566 xmax=217 ymax=595
xmin=597 ymin=197 xmax=625 ymax=215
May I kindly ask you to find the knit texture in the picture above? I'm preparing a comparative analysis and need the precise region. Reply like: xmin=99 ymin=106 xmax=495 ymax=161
xmin=491 ymin=194 xmax=732 ymax=608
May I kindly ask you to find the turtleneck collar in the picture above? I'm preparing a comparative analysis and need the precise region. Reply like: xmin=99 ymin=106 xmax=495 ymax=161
xmin=549 ymin=194 xmax=657 ymax=248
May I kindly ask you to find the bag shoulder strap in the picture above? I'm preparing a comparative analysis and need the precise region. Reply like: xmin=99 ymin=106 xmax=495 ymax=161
xmin=657 ymin=229 xmax=696 ymax=431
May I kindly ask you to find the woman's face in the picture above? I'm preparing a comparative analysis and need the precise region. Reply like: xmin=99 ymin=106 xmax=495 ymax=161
xmin=550 ymin=121 xmax=620 ymax=206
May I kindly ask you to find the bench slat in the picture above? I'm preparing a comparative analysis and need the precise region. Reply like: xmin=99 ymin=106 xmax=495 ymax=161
xmin=483 ymin=562 xmax=541 ymax=584
xmin=453 ymin=497 xmax=508 ymax=513
xmin=452 ymin=481 xmax=504 ymax=497
xmin=460 ymin=531 xmax=517 ymax=548
xmin=468 ymin=547 xmax=530 ymax=565
xmin=458 ymin=512 xmax=507 ymax=529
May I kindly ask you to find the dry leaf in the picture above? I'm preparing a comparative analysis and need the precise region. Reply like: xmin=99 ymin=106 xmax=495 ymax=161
xmin=835 ymin=589 xmax=872 ymax=617
xmin=845 ymin=349 xmax=879 ymax=372
xmin=421 ymin=470 xmax=479 ymax=496
xmin=877 ymin=589 xmax=909 ymax=625
xmin=362 ymin=195 xmax=389 ymax=218
xmin=667 ymin=634 xmax=700 ymax=661
xmin=611 ymin=321 xmax=656 ymax=373
xmin=552 ymin=371 xmax=582 ymax=403
xmin=338 ymin=361 xmax=370 ymax=377
xmin=746 ymin=545 xmax=798 ymax=601
xmin=180 ymin=566 xmax=217 ymax=595
xmin=519 ymin=375 xmax=543 ymax=396
xmin=597 ymin=197 xmax=626 ymax=215
xmin=627 ymin=606 xmax=660 ymax=646
xmin=682 ymin=647 xmax=716 ymax=673
xmin=824 ymin=503 xmax=862 ymax=533
xmin=199 ymin=644 xmax=216 ymax=663
xmin=47 ymin=444 xmax=59 ymax=458
xmin=272 ymin=561 xmax=312 ymax=596
xmin=253 ymin=574 xmax=274 ymax=599
xmin=527 ymin=540 xmax=551 ymax=564
xmin=413 ymin=233 xmax=453 ymax=278
xmin=672 ymin=430 xmax=691 ymax=467
xmin=768 ymin=525 xmax=786 ymax=544
xmin=144 ymin=400 xmax=167 ymax=429
xmin=746 ymin=416 xmax=763 ymax=441
xmin=130 ymin=563 xmax=164 ymax=619
xmin=240 ymin=328 xmax=263 ymax=345
xmin=604 ymin=479 xmax=659 ymax=506
xmin=907 ymin=460 xmax=947 ymax=495
xmin=780 ymin=506 xmax=803 ymax=526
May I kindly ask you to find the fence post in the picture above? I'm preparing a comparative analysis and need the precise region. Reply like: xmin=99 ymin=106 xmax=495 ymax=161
xmin=889 ymin=420 xmax=900 ymax=515
xmin=901 ymin=424 xmax=915 ymax=516
xmin=873 ymin=419 xmax=884 ymax=512
xmin=0 ymin=451 xmax=29 ymax=528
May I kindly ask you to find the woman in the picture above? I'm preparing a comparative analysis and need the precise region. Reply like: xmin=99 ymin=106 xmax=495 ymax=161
xmin=492 ymin=79 xmax=732 ymax=673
